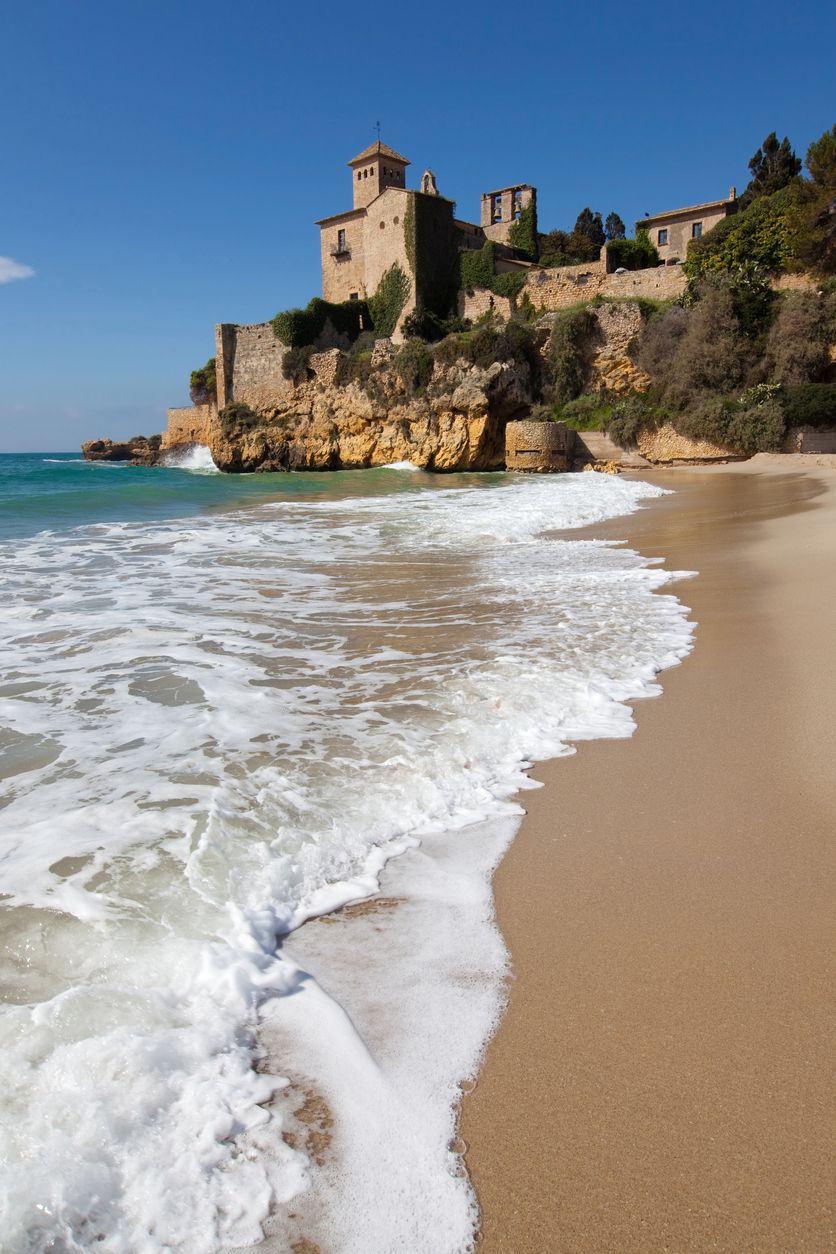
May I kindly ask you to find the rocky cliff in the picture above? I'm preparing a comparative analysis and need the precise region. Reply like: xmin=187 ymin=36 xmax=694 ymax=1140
xmin=207 ymin=345 xmax=535 ymax=473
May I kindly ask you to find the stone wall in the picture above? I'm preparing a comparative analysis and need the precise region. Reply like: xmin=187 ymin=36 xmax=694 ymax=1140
xmin=602 ymin=266 xmax=687 ymax=302
xmin=319 ymin=210 xmax=367 ymax=303
xmin=361 ymin=187 xmax=415 ymax=334
xmin=636 ymin=423 xmax=739 ymax=463
xmin=162 ymin=405 xmax=217 ymax=449
xmin=524 ymin=258 xmax=607 ymax=307
xmin=784 ymin=427 xmax=836 ymax=453
xmin=522 ymin=260 xmax=687 ymax=312
xmin=772 ymin=273 xmax=821 ymax=294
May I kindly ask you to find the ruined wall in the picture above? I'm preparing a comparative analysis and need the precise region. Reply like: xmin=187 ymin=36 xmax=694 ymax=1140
xmin=216 ymin=321 xmax=291 ymax=411
xmin=458 ymin=288 xmax=514 ymax=322
xmin=162 ymin=405 xmax=217 ymax=449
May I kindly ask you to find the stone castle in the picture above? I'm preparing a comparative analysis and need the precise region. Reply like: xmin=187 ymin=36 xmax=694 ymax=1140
xmin=150 ymin=137 xmax=758 ymax=472
xmin=315 ymin=139 xmax=535 ymax=322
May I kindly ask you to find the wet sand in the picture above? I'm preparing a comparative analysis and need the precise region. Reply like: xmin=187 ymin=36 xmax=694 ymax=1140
xmin=462 ymin=456 xmax=836 ymax=1252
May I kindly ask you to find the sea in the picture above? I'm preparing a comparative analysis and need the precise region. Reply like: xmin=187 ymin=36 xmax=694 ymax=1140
xmin=0 ymin=449 xmax=694 ymax=1252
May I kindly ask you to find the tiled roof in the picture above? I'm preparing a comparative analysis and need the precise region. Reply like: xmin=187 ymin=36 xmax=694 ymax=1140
xmin=348 ymin=140 xmax=410 ymax=167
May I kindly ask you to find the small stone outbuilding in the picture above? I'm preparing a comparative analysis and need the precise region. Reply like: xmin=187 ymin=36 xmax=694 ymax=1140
xmin=505 ymin=420 xmax=574 ymax=472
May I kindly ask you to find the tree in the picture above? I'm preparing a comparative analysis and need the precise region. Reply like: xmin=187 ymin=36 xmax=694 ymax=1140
xmin=805 ymin=123 xmax=836 ymax=189
xmin=740 ymin=132 xmax=801 ymax=207
xmin=567 ymin=208 xmax=605 ymax=262
xmin=604 ymin=212 xmax=626 ymax=241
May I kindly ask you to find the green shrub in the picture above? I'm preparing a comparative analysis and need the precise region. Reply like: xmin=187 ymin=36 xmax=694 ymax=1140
xmin=189 ymin=357 xmax=216 ymax=404
xmin=431 ymin=321 xmax=539 ymax=380
xmin=272 ymin=297 xmax=369 ymax=347
xmin=765 ymin=290 xmax=835 ymax=383
xmin=218 ymin=402 xmax=259 ymax=432
xmin=685 ymin=188 xmax=794 ymax=278
xmin=490 ymin=270 xmax=527 ymax=300
xmin=333 ymin=332 xmax=379 ymax=389
xmin=606 ymin=393 xmax=665 ymax=447
xmin=606 ymin=232 xmax=659 ymax=272
xmin=780 ymin=382 xmax=836 ymax=428
xmin=546 ymin=307 xmax=598 ymax=405
xmin=674 ymin=393 xmax=785 ymax=454
xmin=368 ymin=263 xmax=410 ymax=338
xmin=281 ymin=345 xmax=314 ymax=383
xmin=663 ymin=280 xmax=751 ymax=410
xmin=402 ymin=309 xmax=470 ymax=342
xmin=394 ymin=338 xmax=434 ymax=395
xmin=556 ymin=393 xmax=615 ymax=431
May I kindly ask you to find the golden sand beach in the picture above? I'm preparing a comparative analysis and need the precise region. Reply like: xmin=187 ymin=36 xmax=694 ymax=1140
xmin=463 ymin=456 xmax=836 ymax=1253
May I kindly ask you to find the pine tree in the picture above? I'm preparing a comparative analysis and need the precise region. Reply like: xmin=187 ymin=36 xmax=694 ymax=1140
xmin=740 ymin=132 xmax=801 ymax=206
xmin=604 ymin=212 xmax=626 ymax=241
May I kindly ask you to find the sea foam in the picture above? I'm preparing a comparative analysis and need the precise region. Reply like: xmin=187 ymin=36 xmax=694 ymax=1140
xmin=0 ymin=471 xmax=693 ymax=1251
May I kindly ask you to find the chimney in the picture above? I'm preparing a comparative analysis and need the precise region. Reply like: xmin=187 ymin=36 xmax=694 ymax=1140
xmin=729 ymin=186 xmax=737 ymax=201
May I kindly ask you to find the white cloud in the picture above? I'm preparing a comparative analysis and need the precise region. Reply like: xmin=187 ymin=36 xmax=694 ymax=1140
xmin=0 ymin=256 xmax=35 ymax=284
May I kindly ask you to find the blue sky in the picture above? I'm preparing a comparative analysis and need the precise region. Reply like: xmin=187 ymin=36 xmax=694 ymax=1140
xmin=1 ymin=0 xmax=833 ymax=452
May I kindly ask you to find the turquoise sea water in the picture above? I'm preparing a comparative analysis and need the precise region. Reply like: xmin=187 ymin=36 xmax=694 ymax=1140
xmin=0 ymin=451 xmax=472 ymax=539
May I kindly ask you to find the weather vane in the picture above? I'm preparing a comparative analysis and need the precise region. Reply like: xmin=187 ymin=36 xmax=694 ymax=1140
xmin=375 ymin=120 xmax=381 ymax=141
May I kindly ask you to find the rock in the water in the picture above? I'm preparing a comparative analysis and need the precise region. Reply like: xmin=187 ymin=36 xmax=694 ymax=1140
xmin=81 ymin=436 xmax=162 ymax=466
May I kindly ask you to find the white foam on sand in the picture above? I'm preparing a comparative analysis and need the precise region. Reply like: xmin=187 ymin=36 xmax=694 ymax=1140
xmin=0 ymin=472 xmax=694 ymax=1252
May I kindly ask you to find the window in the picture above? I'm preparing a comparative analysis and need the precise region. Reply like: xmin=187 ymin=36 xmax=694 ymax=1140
xmin=393 ymin=216 xmax=399 ymax=225
xmin=692 ymin=221 xmax=703 ymax=238
xmin=363 ymin=169 xmax=367 ymax=178
xmin=379 ymin=220 xmax=385 ymax=229
xmin=336 ymin=229 xmax=346 ymax=252
xmin=349 ymin=292 xmax=359 ymax=301
xmin=357 ymin=171 xmax=361 ymax=181
xmin=658 ymin=228 xmax=668 ymax=246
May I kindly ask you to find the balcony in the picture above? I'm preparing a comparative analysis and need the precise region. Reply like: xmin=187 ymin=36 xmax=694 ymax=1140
xmin=330 ymin=242 xmax=351 ymax=258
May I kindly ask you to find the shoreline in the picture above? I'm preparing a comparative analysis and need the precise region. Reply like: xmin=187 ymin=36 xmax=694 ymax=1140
xmin=462 ymin=455 xmax=836 ymax=1252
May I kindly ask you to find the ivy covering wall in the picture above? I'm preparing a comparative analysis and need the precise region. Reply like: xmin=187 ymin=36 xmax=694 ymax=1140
xmin=508 ymin=202 xmax=538 ymax=261
xmin=404 ymin=192 xmax=459 ymax=319
xmin=459 ymin=241 xmax=527 ymax=301
xmin=367 ymin=263 xmax=411 ymax=338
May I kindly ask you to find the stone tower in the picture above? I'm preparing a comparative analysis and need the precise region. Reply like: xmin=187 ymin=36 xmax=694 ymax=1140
xmin=348 ymin=140 xmax=410 ymax=210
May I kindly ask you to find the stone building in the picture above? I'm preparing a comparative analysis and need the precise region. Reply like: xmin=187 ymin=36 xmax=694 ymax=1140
xmin=316 ymin=140 xmax=537 ymax=319
xmin=637 ymin=189 xmax=738 ymax=264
